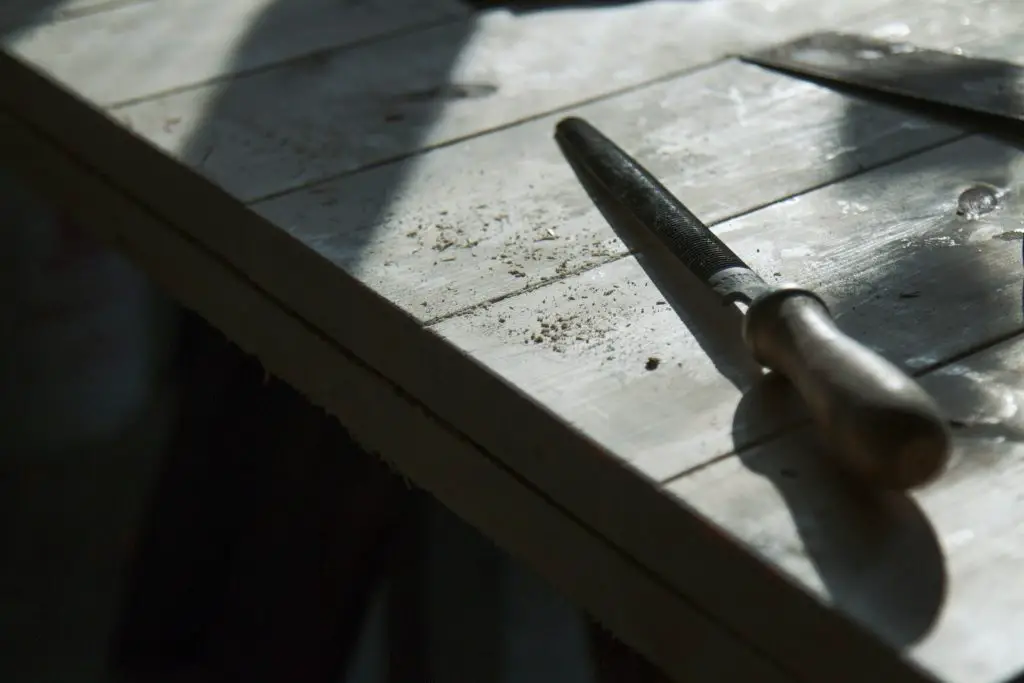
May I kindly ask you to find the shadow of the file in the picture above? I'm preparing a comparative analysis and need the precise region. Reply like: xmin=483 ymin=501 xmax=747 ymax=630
xmin=559 ymin=144 xmax=948 ymax=648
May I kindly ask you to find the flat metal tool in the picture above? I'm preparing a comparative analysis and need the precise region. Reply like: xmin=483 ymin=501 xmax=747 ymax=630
xmin=555 ymin=116 xmax=951 ymax=491
xmin=742 ymin=32 xmax=1024 ymax=124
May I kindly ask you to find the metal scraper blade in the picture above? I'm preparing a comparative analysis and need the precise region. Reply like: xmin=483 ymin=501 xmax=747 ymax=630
xmin=742 ymin=32 xmax=1024 ymax=124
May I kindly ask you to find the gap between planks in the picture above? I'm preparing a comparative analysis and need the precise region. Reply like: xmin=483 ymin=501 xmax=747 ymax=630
xmin=239 ymin=56 xmax=736 ymax=208
xmin=103 ymin=14 xmax=469 ymax=111
xmin=81 ymin=0 xmax=1014 ymax=208
xmin=661 ymin=321 xmax=1024 ymax=488
xmin=229 ymin=0 xmax=1023 ymax=229
xmin=3 ymin=0 xmax=470 ymax=107
xmin=420 ymin=130 xmax=973 ymax=328
xmin=64 ymin=0 xmax=905 ymax=202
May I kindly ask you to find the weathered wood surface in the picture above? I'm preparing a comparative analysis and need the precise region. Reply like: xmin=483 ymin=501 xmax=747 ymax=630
xmin=433 ymin=133 xmax=1024 ymax=480
xmin=10 ymin=0 xmax=895 ymax=199
xmin=255 ymin=59 xmax=958 ymax=319
xmin=1 ymin=0 xmax=468 ymax=106
xmin=5 ymin=0 xmax=1024 ymax=682
xmin=670 ymin=331 xmax=1024 ymax=683
xmin=3 ymin=0 xmax=1009 ymax=108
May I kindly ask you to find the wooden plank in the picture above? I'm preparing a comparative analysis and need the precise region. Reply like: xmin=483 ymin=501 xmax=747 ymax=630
xmin=2 ymin=0 xmax=467 ymax=106
xmin=433 ymin=132 xmax=1024 ymax=480
xmin=253 ymin=59 xmax=958 ymax=317
xmin=668 ymin=331 xmax=1024 ymax=683
xmin=0 ymin=107 xmax=795 ymax=683
xmin=95 ymin=0 xmax=901 ymax=201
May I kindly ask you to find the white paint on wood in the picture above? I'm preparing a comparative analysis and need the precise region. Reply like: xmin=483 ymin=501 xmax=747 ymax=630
xmin=668 ymin=331 xmax=1024 ymax=683
xmin=3 ymin=0 xmax=467 ymax=106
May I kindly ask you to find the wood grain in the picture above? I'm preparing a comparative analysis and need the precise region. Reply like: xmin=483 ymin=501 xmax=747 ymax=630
xmin=0 ymin=108 xmax=795 ymax=683
xmin=668 ymin=330 xmax=1024 ymax=683
xmin=254 ymin=60 xmax=958 ymax=319
xmin=2 ymin=0 xmax=467 ymax=106
xmin=433 ymin=133 xmax=1024 ymax=479
xmin=95 ymin=0 xmax=901 ymax=200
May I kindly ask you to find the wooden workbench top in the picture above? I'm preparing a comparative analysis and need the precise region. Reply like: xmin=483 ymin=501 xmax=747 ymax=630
xmin=3 ymin=1 xmax=1024 ymax=681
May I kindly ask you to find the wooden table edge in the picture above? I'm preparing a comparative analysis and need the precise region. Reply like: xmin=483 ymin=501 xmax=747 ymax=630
xmin=0 ymin=52 xmax=938 ymax=683
xmin=0 ymin=105 xmax=806 ymax=683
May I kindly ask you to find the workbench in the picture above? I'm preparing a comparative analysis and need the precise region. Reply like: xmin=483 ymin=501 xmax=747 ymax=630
xmin=3 ymin=1 xmax=1024 ymax=681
